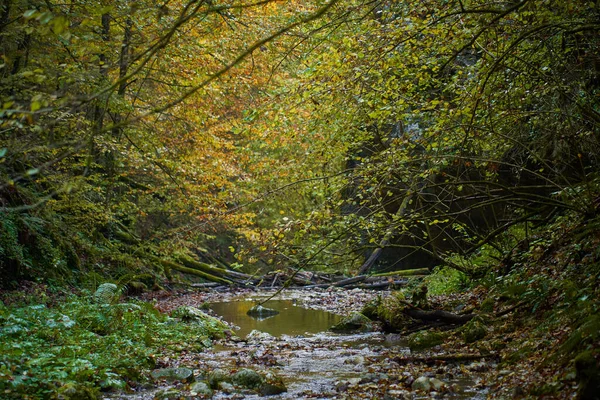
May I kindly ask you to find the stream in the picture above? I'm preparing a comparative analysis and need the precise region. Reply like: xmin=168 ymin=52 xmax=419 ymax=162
xmin=120 ymin=288 xmax=490 ymax=399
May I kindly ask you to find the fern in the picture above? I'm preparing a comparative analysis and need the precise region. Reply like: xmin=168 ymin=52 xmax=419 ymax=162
xmin=93 ymin=283 xmax=119 ymax=305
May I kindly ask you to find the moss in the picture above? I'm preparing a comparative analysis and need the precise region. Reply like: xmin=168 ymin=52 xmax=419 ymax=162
xmin=480 ymin=297 xmax=495 ymax=313
xmin=361 ymin=297 xmax=381 ymax=320
xmin=407 ymin=330 xmax=446 ymax=350
xmin=461 ymin=316 xmax=488 ymax=343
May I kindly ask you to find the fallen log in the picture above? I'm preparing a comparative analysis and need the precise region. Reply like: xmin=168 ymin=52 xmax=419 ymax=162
xmin=348 ymin=279 xmax=406 ymax=290
xmin=155 ymin=258 xmax=234 ymax=286
xmin=190 ymin=282 xmax=221 ymax=288
xmin=404 ymin=308 xmax=475 ymax=324
xmin=372 ymin=268 xmax=430 ymax=277
xmin=177 ymin=254 xmax=253 ymax=281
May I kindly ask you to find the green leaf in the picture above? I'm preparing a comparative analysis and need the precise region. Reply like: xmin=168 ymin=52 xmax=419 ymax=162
xmin=23 ymin=10 xmax=38 ymax=20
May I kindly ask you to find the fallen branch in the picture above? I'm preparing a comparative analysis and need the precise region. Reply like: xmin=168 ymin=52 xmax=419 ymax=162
xmin=405 ymin=308 xmax=476 ymax=324
xmin=156 ymin=258 xmax=233 ymax=285
xmin=349 ymin=279 xmax=406 ymax=290
xmin=494 ymin=300 xmax=528 ymax=318
xmin=372 ymin=268 xmax=430 ymax=277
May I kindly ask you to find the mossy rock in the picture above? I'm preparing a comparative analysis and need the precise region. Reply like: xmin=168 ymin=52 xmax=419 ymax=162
xmin=575 ymin=351 xmax=600 ymax=400
xmin=246 ymin=305 xmax=279 ymax=319
xmin=171 ymin=306 xmax=229 ymax=337
xmin=330 ymin=312 xmax=373 ymax=333
xmin=231 ymin=368 xmax=263 ymax=389
xmin=151 ymin=367 xmax=194 ymax=383
xmin=208 ymin=368 xmax=231 ymax=389
xmin=407 ymin=330 xmax=446 ymax=350
xmin=56 ymin=383 xmax=100 ymax=400
xmin=374 ymin=292 xmax=413 ymax=331
xmin=189 ymin=381 xmax=213 ymax=398
xmin=361 ymin=297 xmax=382 ymax=320
xmin=461 ymin=316 xmax=488 ymax=343
xmin=260 ymin=371 xmax=287 ymax=395
xmin=480 ymin=297 xmax=495 ymax=313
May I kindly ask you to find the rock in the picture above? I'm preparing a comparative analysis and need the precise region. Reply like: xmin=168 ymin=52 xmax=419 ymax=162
xmin=171 ymin=306 xmax=227 ymax=327
xmin=430 ymin=377 xmax=446 ymax=391
xmin=345 ymin=355 xmax=365 ymax=365
xmin=218 ymin=381 xmax=236 ymax=393
xmin=330 ymin=312 xmax=373 ymax=333
xmin=412 ymin=376 xmax=432 ymax=391
xmin=575 ymin=351 xmax=600 ymax=400
xmin=189 ymin=381 xmax=213 ymax=397
xmin=260 ymin=371 xmax=287 ymax=396
xmin=246 ymin=330 xmax=274 ymax=341
xmin=232 ymin=368 xmax=263 ymax=389
xmin=412 ymin=376 xmax=446 ymax=392
xmin=407 ymin=330 xmax=445 ymax=350
xmin=150 ymin=367 xmax=194 ymax=383
xmin=246 ymin=305 xmax=280 ymax=319
xmin=208 ymin=368 xmax=230 ymax=389
xmin=461 ymin=316 xmax=488 ymax=343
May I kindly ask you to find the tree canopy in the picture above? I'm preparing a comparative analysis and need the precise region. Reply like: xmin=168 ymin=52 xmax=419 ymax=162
xmin=1 ymin=0 xmax=599 ymax=284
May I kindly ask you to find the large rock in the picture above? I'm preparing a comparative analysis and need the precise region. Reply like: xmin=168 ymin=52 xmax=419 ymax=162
xmin=259 ymin=371 xmax=287 ymax=396
xmin=189 ymin=381 xmax=213 ymax=398
xmin=412 ymin=376 xmax=446 ymax=392
xmin=150 ymin=367 xmax=194 ymax=383
xmin=462 ymin=316 xmax=487 ymax=343
xmin=208 ymin=368 xmax=231 ymax=389
xmin=330 ymin=312 xmax=373 ymax=333
xmin=246 ymin=305 xmax=279 ymax=319
xmin=231 ymin=368 xmax=263 ymax=389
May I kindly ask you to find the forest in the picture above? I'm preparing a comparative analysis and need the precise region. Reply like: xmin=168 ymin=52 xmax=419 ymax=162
xmin=0 ymin=0 xmax=599 ymax=398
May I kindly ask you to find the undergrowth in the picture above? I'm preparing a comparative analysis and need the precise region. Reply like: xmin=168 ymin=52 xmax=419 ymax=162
xmin=0 ymin=287 xmax=226 ymax=399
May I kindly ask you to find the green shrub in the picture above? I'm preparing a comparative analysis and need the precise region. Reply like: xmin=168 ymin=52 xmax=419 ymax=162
xmin=424 ymin=266 xmax=470 ymax=295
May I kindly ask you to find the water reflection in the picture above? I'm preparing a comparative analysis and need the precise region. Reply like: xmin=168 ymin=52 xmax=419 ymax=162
xmin=210 ymin=300 xmax=342 ymax=338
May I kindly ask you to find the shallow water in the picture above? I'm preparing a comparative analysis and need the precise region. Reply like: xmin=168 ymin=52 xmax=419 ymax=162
xmin=210 ymin=299 xmax=343 ymax=338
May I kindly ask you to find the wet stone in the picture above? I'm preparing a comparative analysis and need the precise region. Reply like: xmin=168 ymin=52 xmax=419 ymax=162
xmin=231 ymin=368 xmax=263 ymax=389
xmin=330 ymin=312 xmax=374 ymax=333
xmin=189 ymin=381 xmax=213 ymax=397
xmin=150 ymin=367 xmax=194 ymax=383
xmin=208 ymin=368 xmax=230 ymax=389
xmin=247 ymin=305 xmax=280 ymax=319
xmin=246 ymin=329 xmax=274 ymax=341
xmin=412 ymin=376 xmax=447 ymax=392
xmin=260 ymin=371 xmax=287 ymax=396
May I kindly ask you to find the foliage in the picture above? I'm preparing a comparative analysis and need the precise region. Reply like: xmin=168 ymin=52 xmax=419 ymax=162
xmin=0 ymin=0 xmax=341 ymax=284
xmin=423 ymin=266 xmax=470 ymax=296
xmin=247 ymin=0 xmax=600 ymax=274
xmin=0 ymin=290 xmax=225 ymax=398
